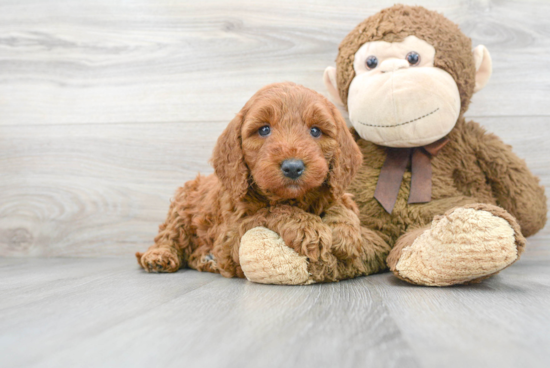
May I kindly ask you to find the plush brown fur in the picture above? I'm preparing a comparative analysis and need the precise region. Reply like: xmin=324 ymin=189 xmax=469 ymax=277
xmin=349 ymin=120 xmax=546 ymax=244
xmin=336 ymin=5 xmax=547 ymax=284
xmin=136 ymin=82 xmax=390 ymax=282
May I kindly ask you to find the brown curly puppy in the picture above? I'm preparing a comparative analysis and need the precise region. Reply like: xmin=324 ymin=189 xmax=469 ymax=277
xmin=136 ymin=82 xmax=390 ymax=282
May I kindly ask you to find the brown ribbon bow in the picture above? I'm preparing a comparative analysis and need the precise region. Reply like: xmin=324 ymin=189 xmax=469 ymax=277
xmin=374 ymin=137 xmax=450 ymax=214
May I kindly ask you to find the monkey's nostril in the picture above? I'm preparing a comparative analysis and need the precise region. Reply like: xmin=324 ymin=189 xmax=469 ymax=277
xmin=281 ymin=159 xmax=305 ymax=180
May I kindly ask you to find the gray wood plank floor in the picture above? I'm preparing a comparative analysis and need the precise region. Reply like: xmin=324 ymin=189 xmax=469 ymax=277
xmin=1 ymin=256 xmax=549 ymax=368
xmin=1 ymin=1 xmax=549 ymax=367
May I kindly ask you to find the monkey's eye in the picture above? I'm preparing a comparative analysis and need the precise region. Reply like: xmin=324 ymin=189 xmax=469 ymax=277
xmin=406 ymin=51 xmax=420 ymax=66
xmin=365 ymin=55 xmax=378 ymax=70
xmin=258 ymin=125 xmax=271 ymax=137
xmin=310 ymin=127 xmax=322 ymax=138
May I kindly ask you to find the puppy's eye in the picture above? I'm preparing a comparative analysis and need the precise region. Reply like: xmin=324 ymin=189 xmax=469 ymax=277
xmin=366 ymin=55 xmax=378 ymax=70
xmin=310 ymin=127 xmax=322 ymax=138
xmin=258 ymin=125 xmax=271 ymax=137
xmin=406 ymin=51 xmax=420 ymax=66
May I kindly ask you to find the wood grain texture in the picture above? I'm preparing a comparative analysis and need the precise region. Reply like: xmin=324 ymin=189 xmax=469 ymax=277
xmin=0 ymin=0 xmax=549 ymax=126
xmin=0 ymin=0 xmax=549 ymax=257
xmin=0 ymin=117 xmax=548 ymax=257
xmin=0 ymin=122 xmax=221 ymax=256
xmin=1 ymin=257 xmax=550 ymax=368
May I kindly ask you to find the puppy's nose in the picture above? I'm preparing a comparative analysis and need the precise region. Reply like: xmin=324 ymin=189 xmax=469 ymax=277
xmin=281 ymin=159 xmax=305 ymax=179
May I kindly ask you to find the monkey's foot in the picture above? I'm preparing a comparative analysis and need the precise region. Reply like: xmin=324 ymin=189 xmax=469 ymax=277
xmin=239 ymin=227 xmax=314 ymax=285
xmin=392 ymin=204 xmax=525 ymax=286
xmin=136 ymin=247 xmax=180 ymax=273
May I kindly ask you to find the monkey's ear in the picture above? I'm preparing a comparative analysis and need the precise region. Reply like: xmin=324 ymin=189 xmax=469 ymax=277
xmin=473 ymin=45 xmax=492 ymax=93
xmin=210 ymin=112 xmax=249 ymax=199
xmin=323 ymin=67 xmax=345 ymax=106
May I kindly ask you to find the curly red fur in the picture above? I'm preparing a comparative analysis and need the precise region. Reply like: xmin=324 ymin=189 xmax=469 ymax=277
xmin=136 ymin=82 xmax=390 ymax=281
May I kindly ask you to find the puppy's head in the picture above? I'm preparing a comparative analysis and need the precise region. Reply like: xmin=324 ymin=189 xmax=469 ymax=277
xmin=212 ymin=82 xmax=362 ymax=201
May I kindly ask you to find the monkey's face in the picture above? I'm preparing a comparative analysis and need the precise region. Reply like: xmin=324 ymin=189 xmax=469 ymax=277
xmin=346 ymin=36 xmax=460 ymax=147
xmin=324 ymin=6 xmax=492 ymax=148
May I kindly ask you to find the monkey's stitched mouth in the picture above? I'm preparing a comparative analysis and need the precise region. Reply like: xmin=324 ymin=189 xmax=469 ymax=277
xmin=356 ymin=107 xmax=440 ymax=128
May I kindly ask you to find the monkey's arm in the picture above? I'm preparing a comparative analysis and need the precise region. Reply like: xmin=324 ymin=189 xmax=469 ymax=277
xmin=472 ymin=122 xmax=547 ymax=237
xmin=239 ymin=205 xmax=333 ymax=263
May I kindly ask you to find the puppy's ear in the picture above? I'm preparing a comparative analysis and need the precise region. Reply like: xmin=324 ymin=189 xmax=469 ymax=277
xmin=328 ymin=105 xmax=363 ymax=198
xmin=211 ymin=112 xmax=249 ymax=199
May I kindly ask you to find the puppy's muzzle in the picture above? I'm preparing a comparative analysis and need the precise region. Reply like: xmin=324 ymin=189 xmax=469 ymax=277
xmin=281 ymin=159 xmax=305 ymax=180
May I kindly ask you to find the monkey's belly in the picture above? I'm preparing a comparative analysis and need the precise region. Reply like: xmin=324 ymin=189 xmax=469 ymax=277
xmin=349 ymin=170 xmax=495 ymax=247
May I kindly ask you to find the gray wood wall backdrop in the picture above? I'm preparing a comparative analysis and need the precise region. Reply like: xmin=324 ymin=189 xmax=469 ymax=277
xmin=0 ymin=0 xmax=548 ymax=257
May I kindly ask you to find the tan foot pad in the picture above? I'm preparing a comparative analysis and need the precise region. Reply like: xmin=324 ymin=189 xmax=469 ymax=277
xmin=239 ymin=227 xmax=313 ymax=285
xmin=396 ymin=207 xmax=519 ymax=286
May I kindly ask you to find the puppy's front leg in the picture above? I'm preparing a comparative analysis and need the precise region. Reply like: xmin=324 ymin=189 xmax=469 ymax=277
xmin=321 ymin=201 xmax=390 ymax=279
xmin=136 ymin=191 xmax=188 ymax=273
xmin=321 ymin=204 xmax=363 ymax=260
xmin=261 ymin=205 xmax=333 ymax=263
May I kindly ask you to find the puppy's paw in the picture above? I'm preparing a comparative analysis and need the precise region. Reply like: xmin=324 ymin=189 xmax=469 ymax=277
xmin=322 ymin=205 xmax=362 ymax=259
xmin=394 ymin=204 xmax=524 ymax=286
xmin=279 ymin=219 xmax=332 ymax=262
xmin=137 ymin=248 xmax=180 ymax=273
xmin=240 ymin=227 xmax=313 ymax=285
xmin=328 ymin=222 xmax=362 ymax=260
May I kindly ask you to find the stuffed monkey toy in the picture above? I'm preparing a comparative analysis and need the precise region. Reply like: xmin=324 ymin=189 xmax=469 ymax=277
xmin=241 ymin=5 xmax=547 ymax=286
